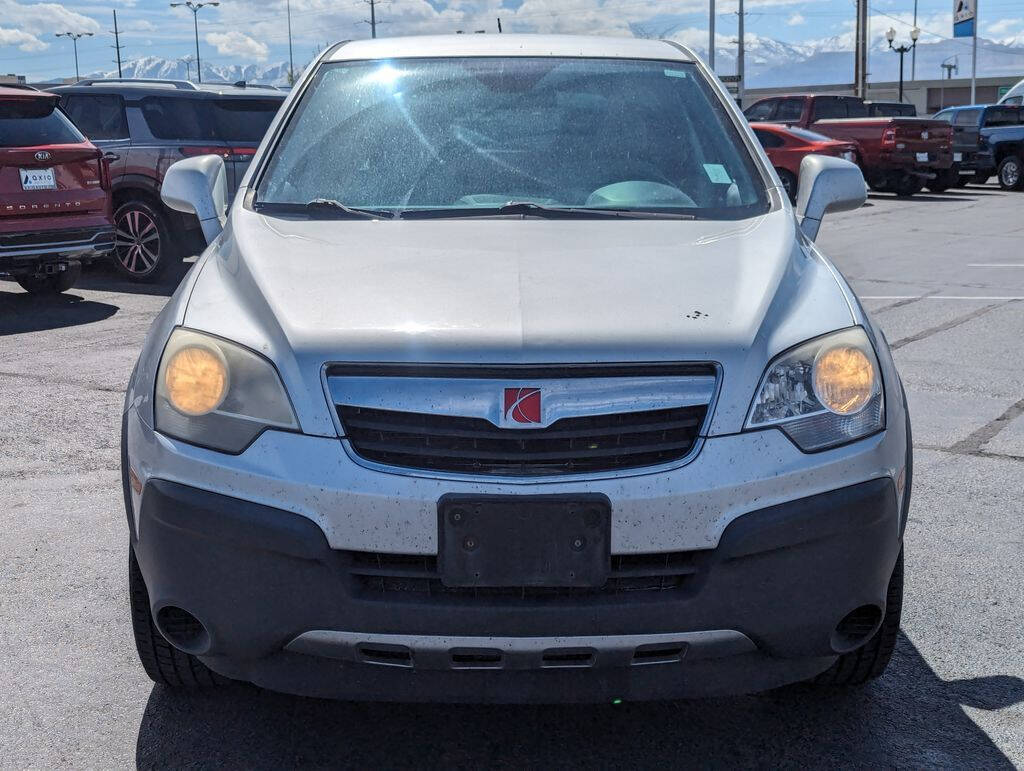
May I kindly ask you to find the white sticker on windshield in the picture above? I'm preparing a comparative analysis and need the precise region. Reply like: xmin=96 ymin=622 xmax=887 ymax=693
xmin=703 ymin=164 xmax=733 ymax=184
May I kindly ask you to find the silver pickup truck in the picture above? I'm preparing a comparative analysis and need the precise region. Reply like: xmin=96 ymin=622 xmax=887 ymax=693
xmin=121 ymin=34 xmax=911 ymax=703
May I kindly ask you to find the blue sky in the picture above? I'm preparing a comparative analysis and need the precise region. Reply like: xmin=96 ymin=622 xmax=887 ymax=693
xmin=2 ymin=0 xmax=1022 ymax=80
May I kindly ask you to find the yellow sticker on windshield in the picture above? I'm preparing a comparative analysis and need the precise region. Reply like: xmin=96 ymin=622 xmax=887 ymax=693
xmin=703 ymin=164 xmax=733 ymax=184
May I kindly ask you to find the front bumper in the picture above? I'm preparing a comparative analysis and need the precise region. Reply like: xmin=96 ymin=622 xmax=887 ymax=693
xmin=131 ymin=471 xmax=902 ymax=702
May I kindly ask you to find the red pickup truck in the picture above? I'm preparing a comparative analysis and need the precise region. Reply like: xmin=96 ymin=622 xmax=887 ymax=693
xmin=744 ymin=94 xmax=953 ymax=197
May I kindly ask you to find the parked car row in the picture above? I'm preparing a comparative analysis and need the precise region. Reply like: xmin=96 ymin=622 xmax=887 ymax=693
xmin=743 ymin=92 xmax=1024 ymax=200
xmin=1 ymin=79 xmax=284 ymax=292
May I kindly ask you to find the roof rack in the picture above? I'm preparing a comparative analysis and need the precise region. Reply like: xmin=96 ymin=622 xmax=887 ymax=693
xmin=73 ymin=78 xmax=198 ymax=90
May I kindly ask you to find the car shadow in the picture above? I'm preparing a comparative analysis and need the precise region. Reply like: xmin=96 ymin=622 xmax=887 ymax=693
xmin=0 ymin=287 xmax=119 ymax=336
xmin=134 ymin=633 xmax=1022 ymax=768
xmin=74 ymin=260 xmax=193 ymax=298
xmin=866 ymin=193 xmax=981 ymax=203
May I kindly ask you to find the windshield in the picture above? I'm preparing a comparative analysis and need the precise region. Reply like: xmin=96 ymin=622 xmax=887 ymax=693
xmin=257 ymin=57 xmax=769 ymax=219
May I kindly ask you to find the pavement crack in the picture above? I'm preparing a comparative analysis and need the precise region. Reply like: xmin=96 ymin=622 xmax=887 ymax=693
xmin=947 ymin=397 xmax=1024 ymax=455
xmin=874 ymin=290 xmax=940 ymax=313
xmin=890 ymin=300 xmax=1018 ymax=350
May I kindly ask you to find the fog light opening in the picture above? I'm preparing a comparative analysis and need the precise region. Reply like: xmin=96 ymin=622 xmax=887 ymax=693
xmin=830 ymin=604 xmax=883 ymax=653
xmin=155 ymin=605 xmax=211 ymax=654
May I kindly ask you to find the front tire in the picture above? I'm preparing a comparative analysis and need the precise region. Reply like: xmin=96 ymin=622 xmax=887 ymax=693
xmin=129 ymin=547 xmax=226 ymax=688
xmin=997 ymin=155 xmax=1023 ymax=191
xmin=776 ymin=169 xmax=798 ymax=203
xmin=113 ymin=199 xmax=176 ymax=282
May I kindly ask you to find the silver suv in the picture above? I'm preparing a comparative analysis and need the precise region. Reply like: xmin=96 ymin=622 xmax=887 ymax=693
xmin=121 ymin=35 xmax=911 ymax=702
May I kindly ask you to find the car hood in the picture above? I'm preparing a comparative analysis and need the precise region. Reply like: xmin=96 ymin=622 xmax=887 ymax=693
xmin=184 ymin=205 xmax=855 ymax=436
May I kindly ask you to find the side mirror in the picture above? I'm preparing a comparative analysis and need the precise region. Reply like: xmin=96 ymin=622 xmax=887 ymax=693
xmin=795 ymin=154 xmax=866 ymax=241
xmin=161 ymin=154 xmax=228 ymax=245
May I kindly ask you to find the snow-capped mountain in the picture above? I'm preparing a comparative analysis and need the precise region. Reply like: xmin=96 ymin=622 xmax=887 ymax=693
xmin=85 ymin=56 xmax=297 ymax=86
xmin=690 ymin=35 xmax=1024 ymax=87
xmin=74 ymin=35 xmax=1024 ymax=89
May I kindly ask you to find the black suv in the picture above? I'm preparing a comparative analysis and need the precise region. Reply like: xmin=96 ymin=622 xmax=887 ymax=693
xmin=49 ymin=79 xmax=285 ymax=281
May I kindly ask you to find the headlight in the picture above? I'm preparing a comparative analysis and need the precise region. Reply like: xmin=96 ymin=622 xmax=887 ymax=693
xmin=745 ymin=327 xmax=884 ymax=451
xmin=155 ymin=328 xmax=299 ymax=453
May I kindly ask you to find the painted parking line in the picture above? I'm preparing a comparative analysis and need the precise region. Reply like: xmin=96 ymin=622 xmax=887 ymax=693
xmin=967 ymin=264 xmax=1024 ymax=268
xmin=860 ymin=296 xmax=1024 ymax=300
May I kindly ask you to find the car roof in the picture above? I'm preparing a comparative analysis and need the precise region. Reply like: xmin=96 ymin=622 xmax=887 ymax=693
xmin=47 ymin=80 xmax=284 ymax=99
xmin=327 ymin=34 xmax=695 ymax=63
xmin=0 ymin=84 xmax=53 ymax=99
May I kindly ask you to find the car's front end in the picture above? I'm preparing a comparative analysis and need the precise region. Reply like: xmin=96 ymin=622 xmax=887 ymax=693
xmin=122 ymin=36 xmax=910 ymax=702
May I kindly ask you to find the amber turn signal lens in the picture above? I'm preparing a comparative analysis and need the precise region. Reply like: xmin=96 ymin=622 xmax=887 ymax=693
xmin=164 ymin=346 xmax=228 ymax=416
xmin=812 ymin=345 xmax=875 ymax=415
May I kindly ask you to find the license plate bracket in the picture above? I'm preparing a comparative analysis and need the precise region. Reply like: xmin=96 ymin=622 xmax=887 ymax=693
xmin=438 ymin=494 xmax=611 ymax=588
xmin=20 ymin=167 xmax=56 ymax=191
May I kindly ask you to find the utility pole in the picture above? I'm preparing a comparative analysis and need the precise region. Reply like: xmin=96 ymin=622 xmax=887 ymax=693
xmin=970 ymin=0 xmax=978 ymax=104
xmin=179 ymin=55 xmax=194 ymax=80
xmin=736 ymin=0 xmax=744 ymax=105
xmin=910 ymin=0 xmax=918 ymax=80
xmin=708 ymin=0 xmax=715 ymax=70
xmin=497 ymin=17 xmax=502 ymax=33
xmin=169 ymin=1 xmax=219 ymax=84
xmin=854 ymin=0 xmax=868 ymax=98
xmin=111 ymin=10 xmax=124 ymax=77
xmin=286 ymin=0 xmax=295 ymax=84
xmin=55 ymin=32 xmax=94 ymax=82
xmin=362 ymin=0 xmax=383 ymax=39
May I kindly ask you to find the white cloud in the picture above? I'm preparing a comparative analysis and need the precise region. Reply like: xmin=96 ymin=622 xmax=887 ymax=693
xmin=787 ymin=12 xmax=805 ymax=26
xmin=0 ymin=0 xmax=100 ymax=39
xmin=205 ymin=30 xmax=270 ymax=61
xmin=0 ymin=26 xmax=45 ymax=51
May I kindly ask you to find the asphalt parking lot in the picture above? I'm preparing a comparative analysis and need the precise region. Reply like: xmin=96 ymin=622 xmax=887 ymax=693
xmin=1 ymin=187 xmax=1022 ymax=768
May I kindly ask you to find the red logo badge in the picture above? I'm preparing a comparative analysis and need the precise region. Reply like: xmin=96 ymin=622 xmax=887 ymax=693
xmin=503 ymin=387 xmax=541 ymax=424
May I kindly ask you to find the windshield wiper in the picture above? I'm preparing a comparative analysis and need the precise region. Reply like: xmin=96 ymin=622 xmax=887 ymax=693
xmin=255 ymin=198 xmax=395 ymax=219
xmin=399 ymin=201 xmax=695 ymax=220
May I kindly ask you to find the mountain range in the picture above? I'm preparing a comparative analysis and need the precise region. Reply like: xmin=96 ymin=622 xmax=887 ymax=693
xmin=80 ymin=35 xmax=1024 ymax=89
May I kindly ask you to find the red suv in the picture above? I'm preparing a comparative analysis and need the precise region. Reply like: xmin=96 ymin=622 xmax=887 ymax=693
xmin=1 ymin=86 xmax=114 ymax=293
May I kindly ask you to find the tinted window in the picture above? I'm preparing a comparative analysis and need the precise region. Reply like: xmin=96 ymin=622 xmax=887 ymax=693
xmin=954 ymin=109 xmax=982 ymax=126
xmin=933 ymin=110 xmax=953 ymax=122
xmin=140 ymin=97 xmax=213 ymax=140
xmin=744 ymin=100 xmax=776 ymax=120
xmin=1002 ymin=96 xmax=1022 ymax=106
xmin=0 ymin=101 xmax=84 ymax=147
xmin=210 ymin=98 xmax=282 ymax=142
xmin=775 ymin=99 xmax=804 ymax=122
xmin=984 ymin=107 xmax=1021 ymax=127
xmin=812 ymin=98 xmax=846 ymax=120
xmin=753 ymin=129 xmax=784 ymax=148
xmin=61 ymin=94 xmax=129 ymax=140
xmin=260 ymin=58 xmax=769 ymax=219
xmin=845 ymin=99 xmax=868 ymax=118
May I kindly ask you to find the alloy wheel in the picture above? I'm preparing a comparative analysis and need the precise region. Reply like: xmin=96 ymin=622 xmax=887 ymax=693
xmin=115 ymin=207 xmax=161 ymax=276
xmin=1001 ymin=159 xmax=1020 ymax=189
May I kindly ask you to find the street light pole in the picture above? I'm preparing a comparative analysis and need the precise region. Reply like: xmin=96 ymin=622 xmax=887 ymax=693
xmin=886 ymin=26 xmax=920 ymax=103
xmin=55 ymin=32 xmax=94 ymax=82
xmin=169 ymin=1 xmax=219 ymax=83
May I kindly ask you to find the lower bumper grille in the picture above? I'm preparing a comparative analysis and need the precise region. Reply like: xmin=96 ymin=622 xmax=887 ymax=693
xmin=345 ymin=550 xmax=703 ymax=600
xmin=337 ymin=404 xmax=706 ymax=476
